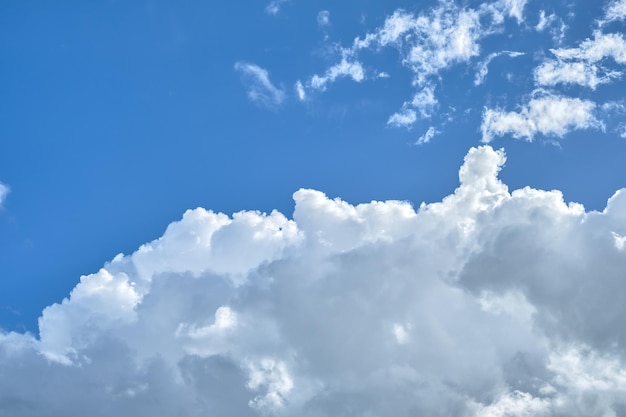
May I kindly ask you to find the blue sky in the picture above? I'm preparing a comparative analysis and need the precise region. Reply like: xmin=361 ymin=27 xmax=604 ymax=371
xmin=1 ymin=1 xmax=626 ymax=415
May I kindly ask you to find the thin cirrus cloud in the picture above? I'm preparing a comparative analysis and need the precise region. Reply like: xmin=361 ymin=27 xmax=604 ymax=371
xmin=481 ymin=92 xmax=602 ymax=142
xmin=2 ymin=145 xmax=626 ymax=415
xmin=234 ymin=62 xmax=286 ymax=109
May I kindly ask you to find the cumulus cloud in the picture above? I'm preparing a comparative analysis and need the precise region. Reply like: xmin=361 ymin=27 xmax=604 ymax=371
xmin=0 ymin=182 xmax=9 ymax=207
xmin=234 ymin=62 xmax=286 ymax=109
xmin=481 ymin=93 xmax=602 ymax=142
xmin=2 ymin=145 xmax=626 ymax=415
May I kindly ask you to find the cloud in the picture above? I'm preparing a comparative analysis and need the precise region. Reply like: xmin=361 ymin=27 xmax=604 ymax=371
xmin=234 ymin=62 xmax=286 ymax=109
xmin=317 ymin=10 xmax=330 ymax=27
xmin=301 ymin=0 xmax=531 ymax=129
xmin=295 ymin=81 xmax=306 ymax=101
xmin=0 ymin=182 xmax=9 ymax=207
xmin=3 ymin=145 xmax=626 ymax=415
xmin=600 ymin=0 xmax=626 ymax=25
xmin=534 ymin=32 xmax=626 ymax=89
xmin=550 ymin=31 xmax=626 ymax=64
xmin=416 ymin=126 xmax=439 ymax=144
xmin=387 ymin=85 xmax=438 ymax=128
xmin=481 ymin=93 xmax=602 ymax=142
xmin=309 ymin=58 xmax=364 ymax=91
xmin=387 ymin=109 xmax=417 ymax=128
xmin=475 ymin=51 xmax=524 ymax=86
xmin=534 ymin=60 xmax=620 ymax=89
xmin=265 ymin=0 xmax=289 ymax=16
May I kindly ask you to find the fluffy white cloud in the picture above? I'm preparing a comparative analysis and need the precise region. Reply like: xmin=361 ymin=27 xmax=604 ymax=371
xmin=600 ymin=0 xmax=626 ymax=25
xmin=3 ymin=145 xmax=626 ymax=416
xmin=0 ymin=182 xmax=9 ymax=207
xmin=481 ymin=93 xmax=602 ymax=142
xmin=551 ymin=31 xmax=626 ymax=64
xmin=534 ymin=32 xmax=626 ymax=89
xmin=234 ymin=62 xmax=286 ymax=108
xmin=534 ymin=60 xmax=620 ymax=89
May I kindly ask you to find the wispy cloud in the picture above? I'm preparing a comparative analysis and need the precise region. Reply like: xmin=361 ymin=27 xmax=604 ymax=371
xmin=600 ymin=0 xmax=626 ymax=25
xmin=300 ymin=0 xmax=531 ymax=129
xmin=265 ymin=0 xmax=289 ymax=15
xmin=474 ymin=51 xmax=524 ymax=85
xmin=0 ymin=182 xmax=9 ymax=207
xmin=317 ymin=10 xmax=330 ymax=27
xmin=309 ymin=58 xmax=364 ymax=91
xmin=481 ymin=92 xmax=601 ymax=142
xmin=534 ymin=32 xmax=626 ymax=89
xmin=234 ymin=62 xmax=286 ymax=109
xmin=416 ymin=126 xmax=439 ymax=144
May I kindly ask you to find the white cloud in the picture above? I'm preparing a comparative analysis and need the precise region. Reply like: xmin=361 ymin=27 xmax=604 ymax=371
xmin=265 ymin=0 xmax=289 ymax=15
xmin=317 ymin=10 xmax=330 ymax=27
xmin=475 ymin=51 xmax=524 ymax=86
xmin=0 ymin=182 xmax=9 ymax=207
xmin=3 ymin=146 xmax=626 ymax=415
xmin=416 ymin=126 xmax=439 ymax=145
xmin=551 ymin=31 xmax=626 ymax=64
xmin=309 ymin=58 xmax=364 ymax=91
xmin=535 ymin=60 xmax=621 ymax=89
xmin=533 ymin=32 xmax=626 ymax=89
xmin=234 ymin=62 xmax=286 ymax=109
xmin=301 ymin=0 xmax=530 ymax=129
xmin=295 ymin=80 xmax=306 ymax=101
xmin=600 ymin=0 xmax=626 ymax=25
xmin=481 ymin=93 xmax=601 ymax=142
xmin=387 ymin=108 xmax=417 ymax=128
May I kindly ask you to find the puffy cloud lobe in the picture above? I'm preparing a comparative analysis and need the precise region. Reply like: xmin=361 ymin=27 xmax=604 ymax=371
xmin=234 ymin=62 xmax=286 ymax=109
xmin=481 ymin=93 xmax=601 ymax=142
xmin=3 ymin=145 xmax=626 ymax=415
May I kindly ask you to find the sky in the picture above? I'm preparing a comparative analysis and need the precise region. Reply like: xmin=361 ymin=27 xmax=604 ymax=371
xmin=1 ymin=0 xmax=626 ymax=415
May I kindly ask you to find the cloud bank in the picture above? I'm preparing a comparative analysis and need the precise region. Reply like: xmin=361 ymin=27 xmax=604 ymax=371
xmin=2 ymin=145 xmax=626 ymax=416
